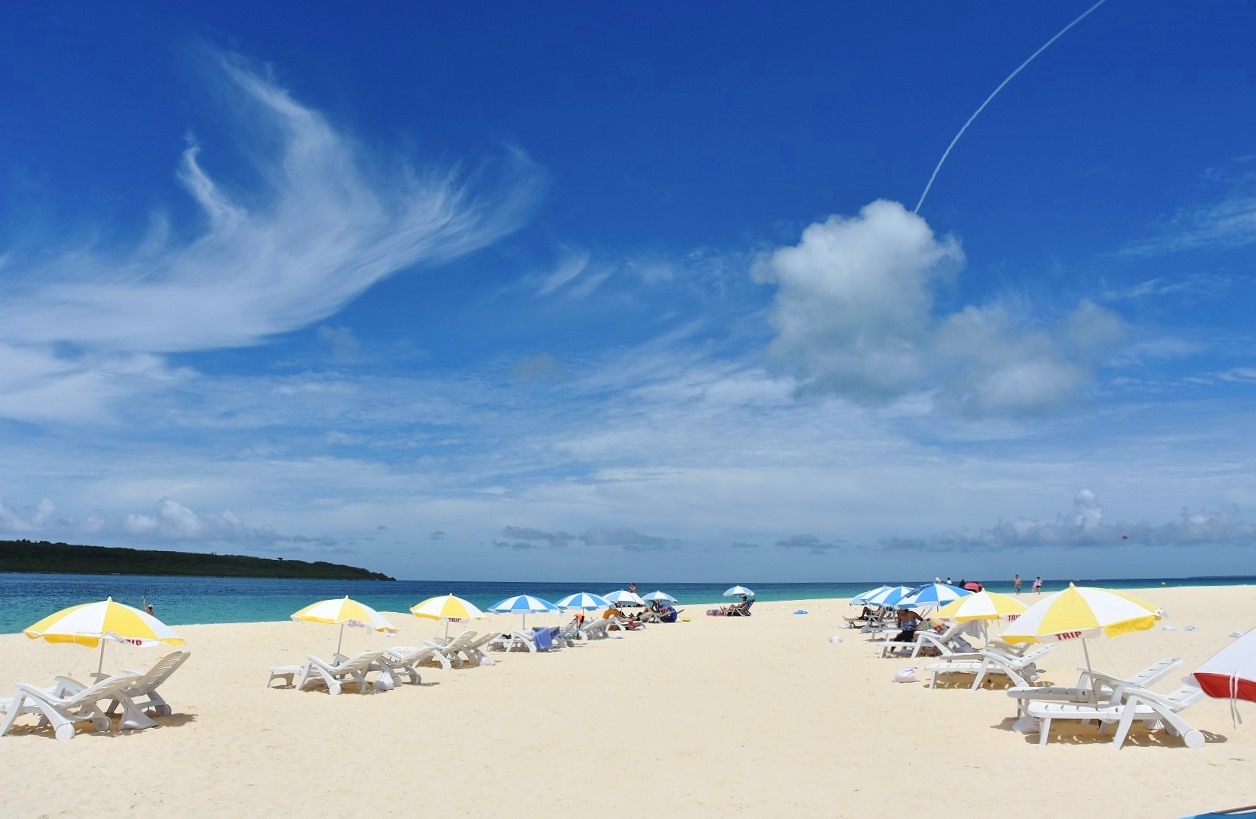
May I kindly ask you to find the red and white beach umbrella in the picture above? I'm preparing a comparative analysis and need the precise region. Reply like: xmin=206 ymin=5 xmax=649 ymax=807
xmin=1194 ymin=627 xmax=1256 ymax=725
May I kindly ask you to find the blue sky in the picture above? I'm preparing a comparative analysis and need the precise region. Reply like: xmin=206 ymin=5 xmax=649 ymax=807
xmin=2 ymin=1 xmax=1255 ymax=583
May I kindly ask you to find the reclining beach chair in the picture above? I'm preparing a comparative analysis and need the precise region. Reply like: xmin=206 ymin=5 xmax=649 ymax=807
xmin=296 ymin=651 xmax=388 ymax=695
xmin=1027 ymin=681 xmax=1206 ymax=749
xmin=106 ymin=650 xmax=191 ymax=721
xmin=914 ymin=621 xmax=980 ymax=656
xmin=378 ymin=644 xmax=447 ymax=683
xmin=1 ymin=671 xmax=143 ymax=741
xmin=460 ymin=632 xmax=503 ymax=664
xmin=578 ymin=619 xmax=613 ymax=640
xmin=1006 ymin=656 xmax=1183 ymax=718
xmin=926 ymin=644 xmax=1056 ymax=689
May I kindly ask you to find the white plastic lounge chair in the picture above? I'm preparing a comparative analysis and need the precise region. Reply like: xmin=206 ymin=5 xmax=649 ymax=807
xmin=926 ymin=644 xmax=1056 ymax=689
xmin=296 ymin=651 xmax=388 ymax=695
xmin=432 ymin=632 xmax=478 ymax=668
xmin=878 ymin=621 xmax=973 ymax=658
xmin=382 ymin=643 xmax=447 ymax=676
xmin=1027 ymin=681 xmax=1206 ymax=749
xmin=578 ymin=619 xmax=613 ymax=640
xmin=459 ymin=632 xmax=503 ymax=664
xmin=106 ymin=650 xmax=190 ymax=720
xmin=917 ymin=622 xmax=980 ymax=655
xmin=1006 ymin=657 xmax=1183 ymax=717
xmin=1 ymin=672 xmax=143 ymax=741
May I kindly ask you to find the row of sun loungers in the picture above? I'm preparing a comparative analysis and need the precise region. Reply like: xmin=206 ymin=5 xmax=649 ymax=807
xmin=0 ymin=650 xmax=190 ymax=742
xmin=868 ymin=616 xmax=1210 ymax=749
xmin=267 ymin=617 xmax=650 ymax=696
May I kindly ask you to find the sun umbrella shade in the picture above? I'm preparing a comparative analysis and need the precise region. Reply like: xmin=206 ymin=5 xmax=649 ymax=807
xmin=851 ymin=585 xmax=893 ymax=605
xmin=488 ymin=594 xmax=559 ymax=629
xmin=1194 ymin=627 xmax=1256 ymax=704
xmin=291 ymin=597 xmax=397 ymax=632
xmin=642 ymin=590 xmax=677 ymax=603
xmin=24 ymin=598 xmax=185 ymax=649
xmin=862 ymin=585 xmax=913 ymax=608
xmin=931 ymin=590 xmax=1027 ymax=623
xmin=1000 ymin=585 xmax=1160 ymax=644
xmin=604 ymin=589 xmax=645 ymax=606
xmin=553 ymin=592 xmax=611 ymax=611
xmin=488 ymin=595 xmax=560 ymax=615
xmin=723 ymin=585 xmax=755 ymax=598
xmin=410 ymin=594 xmax=486 ymax=622
xmin=900 ymin=583 xmax=971 ymax=609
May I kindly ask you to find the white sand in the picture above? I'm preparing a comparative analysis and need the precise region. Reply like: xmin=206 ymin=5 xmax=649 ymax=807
xmin=0 ymin=584 xmax=1253 ymax=817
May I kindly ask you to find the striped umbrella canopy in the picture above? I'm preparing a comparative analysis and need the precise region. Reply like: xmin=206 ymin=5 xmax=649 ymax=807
xmin=901 ymin=583 xmax=972 ymax=609
xmin=723 ymin=585 xmax=755 ymax=598
xmin=930 ymin=590 xmax=1027 ymax=623
xmin=291 ymin=596 xmax=397 ymax=655
xmin=554 ymin=592 xmax=611 ymax=611
xmin=487 ymin=595 xmax=561 ymax=629
xmin=411 ymin=594 xmax=487 ymax=639
xmin=642 ymin=590 xmax=677 ymax=604
xmin=1000 ymin=584 xmax=1161 ymax=670
xmin=24 ymin=597 xmax=185 ymax=675
xmin=604 ymin=589 xmax=646 ymax=606
xmin=851 ymin=585 xmax=893 ymax=605
xmin=862 ymin=585 xmax=914 ymax=608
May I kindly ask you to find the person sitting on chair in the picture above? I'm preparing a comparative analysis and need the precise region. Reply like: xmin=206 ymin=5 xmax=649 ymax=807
xmin=891 ymin=608 xmax=922 ymax=644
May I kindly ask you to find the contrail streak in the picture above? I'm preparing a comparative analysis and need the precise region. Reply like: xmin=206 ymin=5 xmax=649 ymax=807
xmin=914 ymin=0 xmax=1110 ymax=214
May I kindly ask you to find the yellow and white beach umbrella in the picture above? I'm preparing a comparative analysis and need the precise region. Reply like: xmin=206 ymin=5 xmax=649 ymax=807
xmin=931 ymin=590 xmax=1027 ymax=623
xmin=1000 ymin=584 xmax=1160 ymax=669
xmin=24 ymin=597 xmax=185 ymax=674
xmin=291 ymin=596 xmax=397 ymax=655
xmin=410 ymin=594 xmax=486 ymax=638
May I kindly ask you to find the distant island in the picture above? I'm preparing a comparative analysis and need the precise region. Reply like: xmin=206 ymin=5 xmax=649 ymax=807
xmin=0 ymin=539 xmax=395 ymax=581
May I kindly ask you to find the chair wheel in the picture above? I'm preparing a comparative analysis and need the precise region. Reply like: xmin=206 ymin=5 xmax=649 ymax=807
xmin=55 ymin=723 xmax=76 ymax=742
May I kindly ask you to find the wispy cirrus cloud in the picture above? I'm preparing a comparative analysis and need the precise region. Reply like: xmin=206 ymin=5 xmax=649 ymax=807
xmin=1117 ymin=196 xmax=1256 ymax=258
xmin=0 ymin=48 xmax=540 ymax=425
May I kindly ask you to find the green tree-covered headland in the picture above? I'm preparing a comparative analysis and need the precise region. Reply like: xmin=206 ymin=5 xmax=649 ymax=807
xmin=0 ymin=540 xmax=395 ymax=580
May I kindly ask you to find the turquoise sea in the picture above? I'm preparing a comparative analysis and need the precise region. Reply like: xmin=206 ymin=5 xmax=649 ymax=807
xmin=2 ymin=572 xmax=1254 ymax=634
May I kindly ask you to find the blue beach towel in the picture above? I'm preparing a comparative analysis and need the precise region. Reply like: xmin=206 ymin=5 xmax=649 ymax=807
xmin=532 ymin=627 xmax=553 ymax=651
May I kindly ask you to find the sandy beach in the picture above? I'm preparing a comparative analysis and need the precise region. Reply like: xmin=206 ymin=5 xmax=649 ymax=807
xmin=1 ymin=584 xmax=1252 ymax=817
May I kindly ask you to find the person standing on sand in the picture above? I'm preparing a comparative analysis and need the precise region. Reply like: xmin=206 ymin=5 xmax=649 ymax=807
xmin=1032 ymin=576 xmax=1042 ymax=594
xmin=1013 ymin=574 xmax=1022 ymax=595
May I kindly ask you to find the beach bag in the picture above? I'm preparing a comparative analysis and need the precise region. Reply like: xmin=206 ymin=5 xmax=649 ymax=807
xmin=892 ymin=666 xmax=918 ymax=683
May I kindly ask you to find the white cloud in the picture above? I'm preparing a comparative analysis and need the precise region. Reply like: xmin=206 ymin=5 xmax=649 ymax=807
xmin=886 ymin=489 xmax=1256 ymax=553
xmin=933 ymin=299 xmax=1123 ymax=415
xmin=754 ymin=199 xmax=962 ymax=402
xmin=756 ymin=200 xmax=1124 ymax=415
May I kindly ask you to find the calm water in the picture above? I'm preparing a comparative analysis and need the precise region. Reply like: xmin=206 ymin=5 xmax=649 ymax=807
xmin=2 ymin=572 xmax=1253 ymax=633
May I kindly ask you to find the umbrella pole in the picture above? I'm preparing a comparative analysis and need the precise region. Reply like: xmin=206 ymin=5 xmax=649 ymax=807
xmin=1082 ymin=639 xmax=1093 ymax=673
xmin=337 ymin=623 xmax=345 ymax=657
xmin=97 ymin=641 xmax=106 ymax=677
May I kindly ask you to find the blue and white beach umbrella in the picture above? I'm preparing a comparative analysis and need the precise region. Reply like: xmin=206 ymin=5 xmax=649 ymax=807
xmin=851 ymin=585 xmax=893 ymax=605
xmin=862 ymin=585 xmax=914 ymax=608
xmin=723 ymin=585 xmax=755 ymax=598
xmin=900 ymin=583 xmax=972 ymax=609
xmin=488 ymin=595 xmax=561 ymax=629
xmin=642 ymin=590 xmax=677 ymax=604
xmin=604 ymin=589 xmax=646 ymax=606
xmin=554 ymin=592 xmax=611 ymax=611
